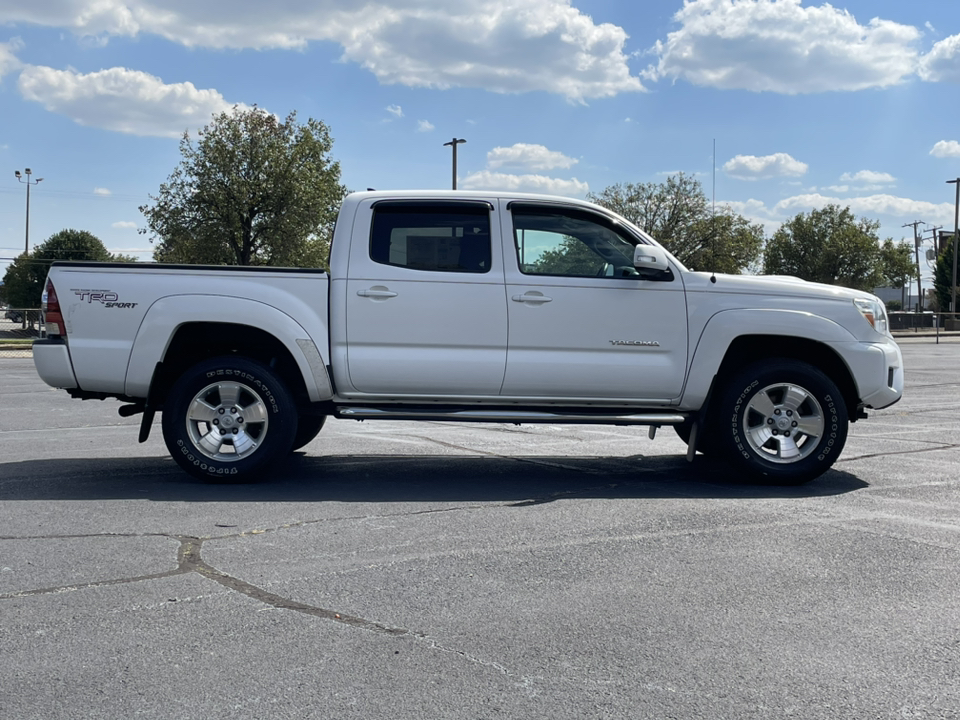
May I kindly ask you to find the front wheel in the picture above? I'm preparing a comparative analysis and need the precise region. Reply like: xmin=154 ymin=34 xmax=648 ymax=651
xmin=291 ymin=415 xmax=326 ymax=452
xmin=717 ymin=359 xmax=848 ymax=485
xmin=161 ymin=356 xmax=298 ymax=482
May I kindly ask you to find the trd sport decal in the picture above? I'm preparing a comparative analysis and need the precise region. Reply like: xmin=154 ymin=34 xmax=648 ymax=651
xmin=72 ymin=289 xmax=138 ymax=309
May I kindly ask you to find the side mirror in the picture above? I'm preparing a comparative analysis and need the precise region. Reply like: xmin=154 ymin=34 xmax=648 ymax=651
xmin=633 ymin=244 xmax=671 ymax=279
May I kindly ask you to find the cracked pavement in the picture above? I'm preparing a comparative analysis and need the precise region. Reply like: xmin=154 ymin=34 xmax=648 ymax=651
xmin=2 ymin=338 xmax=960 ymax=719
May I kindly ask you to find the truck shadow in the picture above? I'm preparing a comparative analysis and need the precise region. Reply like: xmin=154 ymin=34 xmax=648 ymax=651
xmin=0 ymin=453 xmax=868 ymax=502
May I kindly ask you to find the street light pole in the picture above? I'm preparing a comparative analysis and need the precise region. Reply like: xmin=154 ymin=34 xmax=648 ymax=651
xmin=948 ymin=179 xmax=960 ymax=317
xmin=443 ymin=138 xmax=466 ymax=190
xmin=15 ymin=168 xmax=43 ymax=255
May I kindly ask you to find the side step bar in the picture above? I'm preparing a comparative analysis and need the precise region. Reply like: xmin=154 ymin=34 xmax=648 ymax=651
xmin=336 ymin=407 xmax=687 ymax=426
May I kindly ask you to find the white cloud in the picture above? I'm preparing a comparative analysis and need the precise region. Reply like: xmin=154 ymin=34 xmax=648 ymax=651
xmin=2 ymin=0 xmax=643 ymax=101
xmin=461 ymin=170 xmax=588 ymax=197
xmin=465 ymin=142 xmax=584 ymax=196
xmin=720 ymin=197 xmax=782 ymax=236
xmin=647 ymin=0 xmax=920 ymax=93
xmin=112 ymin=221 xmax=137 ymax=229
xmin=17 ymin=65 xmax=242 ymax=137
xmin=774 ymin=193 xmax=956 ymax=225
xmin=919 ymin=34 xmax=960 ymax=82
xmin=839 ymin=170 xmax=895 ymax=184
xmin=93 ymin=187 xmax=111 ymax=196
xmin=931 ymin=140 xmax=960 ymax=158
xmin=0 ymin=37 xmax=24 ymax=81
xmin=724 ymin=153 xmax=808 ymax=180
xmin=386 ymin=104 xmax=403 ymax=118
xmin=417 ymin=120 xmax=435 ymax=132
xmin=823 ymin=185 xmax=850 ymax=194
xmin=486 ymin=143 xmax=578 ymax=171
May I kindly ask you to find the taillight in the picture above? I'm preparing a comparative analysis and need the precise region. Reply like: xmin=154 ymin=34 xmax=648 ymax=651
xmin=43 ymin=278 xmax=66 ymax=337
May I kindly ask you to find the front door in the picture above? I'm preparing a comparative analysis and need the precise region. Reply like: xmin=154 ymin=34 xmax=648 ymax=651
xmin=500 ymin=203 xmax=688 ymax=401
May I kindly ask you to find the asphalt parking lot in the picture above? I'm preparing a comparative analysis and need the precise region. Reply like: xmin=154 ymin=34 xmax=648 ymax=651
xmin=2 ymin=339 xmax=959 ymax=719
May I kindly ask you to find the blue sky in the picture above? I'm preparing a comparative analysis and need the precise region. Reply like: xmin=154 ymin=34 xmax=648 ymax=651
xmin=1 ymin=0 xmax=959 ymax=286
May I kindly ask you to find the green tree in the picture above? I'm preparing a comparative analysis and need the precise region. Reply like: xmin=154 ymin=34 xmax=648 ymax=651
xmin=530 ymin=236 xmax=606 ymax=276
xmin=878 ymin=238 xmax=917 ymax=291
xmin=587 ymin=173 xmax=764 ymax=274
xmin=933 ymin=235 xmax=959 ymax=313
xmin=2 ymin=229 xmax=132 ymax=308
xmin=140 ymin=106 xmax=347 ymax=268
xmin=763 ymin=205 xmax=885 ymax=291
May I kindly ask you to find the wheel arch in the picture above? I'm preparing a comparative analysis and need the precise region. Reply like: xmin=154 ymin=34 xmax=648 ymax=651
xmin=712 ymin=335 xmax=859 ymax=419
xmin=125 ymin=295 xmax=333 ymax=409
xmin=683 ymin=309 xmax=861 ymax=419
xmin=150 ymin=322 xmax=312 ymax=411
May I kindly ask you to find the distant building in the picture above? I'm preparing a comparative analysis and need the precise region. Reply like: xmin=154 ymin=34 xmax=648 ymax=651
xmin=873 ymin=286 xmax=919 ymax=310
xmin=938 ymin=230 xmax=958 ymax=255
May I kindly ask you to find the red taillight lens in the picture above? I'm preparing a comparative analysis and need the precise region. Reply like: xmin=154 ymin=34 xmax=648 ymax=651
xmin=43 ymin=279 xmax=66 ymax=337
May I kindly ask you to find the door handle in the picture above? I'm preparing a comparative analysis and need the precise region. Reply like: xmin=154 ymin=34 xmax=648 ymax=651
xmin=512 ymin=293 xmax=553 ymax=304
xmin=357 ymin=288 xmax=398 ymax=298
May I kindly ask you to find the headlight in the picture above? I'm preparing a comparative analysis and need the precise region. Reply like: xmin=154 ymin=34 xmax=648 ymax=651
xmin=854 ymin=298 xmax=889 ymax=336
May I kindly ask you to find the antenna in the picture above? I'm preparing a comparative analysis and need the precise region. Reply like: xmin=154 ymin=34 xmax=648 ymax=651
xmin=710 ymin=139 xmax=717 ymax=283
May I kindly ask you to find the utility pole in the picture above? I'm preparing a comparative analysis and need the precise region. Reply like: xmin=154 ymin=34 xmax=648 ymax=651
xmin=14 ymin=168 xmax=43 ymax=255
xmin=948 ymin=179 xmax=960 ymax=317
xmin=443 ymin=138 xmax=466 ymax=190
xmin=903 ymin=220 xmax=926 ymax=311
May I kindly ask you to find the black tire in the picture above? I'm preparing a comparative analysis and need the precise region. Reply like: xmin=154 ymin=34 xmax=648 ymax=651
xmin=291 ymin=415 xmax=326 ymax=452
xmin=716 ymin=359 xmax=848 ymax=485
xmin=161 ymin=356 xmax=298 ymax=482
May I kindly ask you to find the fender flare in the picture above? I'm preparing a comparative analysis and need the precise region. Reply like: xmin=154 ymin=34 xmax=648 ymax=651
xmin=681 ymin=308 xmax=857 ymax=408
xmin=123 ymin=295 xmax=333 ymax=402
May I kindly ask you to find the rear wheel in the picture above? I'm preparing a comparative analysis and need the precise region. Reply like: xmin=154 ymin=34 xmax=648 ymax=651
xmin=161 ymin=356 xmax=298 ymax=482
xmin=717 ymin=359 xmax=848 ymax=485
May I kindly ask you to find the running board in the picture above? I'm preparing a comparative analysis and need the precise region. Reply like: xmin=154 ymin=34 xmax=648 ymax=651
xmin=336 ymin=407 xmax=687 ymax=426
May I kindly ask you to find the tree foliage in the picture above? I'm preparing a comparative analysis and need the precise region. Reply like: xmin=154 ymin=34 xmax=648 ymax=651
xmin=531 ymin=236 xmax=612 ymax=276
xmin=878 ymin=238 xmax=917 ymax=290
xmin=587 ymin=173 xmax=764 ymax=274
xmin=763 ymin=205 xmax=889 ymax=291
xmin=933 ymin=234 xmax=959 ymax=313
xmin=1 ymin=229 xmax=134 ymax=308
xmin=140 ymin=106 xmax=347 ymax=268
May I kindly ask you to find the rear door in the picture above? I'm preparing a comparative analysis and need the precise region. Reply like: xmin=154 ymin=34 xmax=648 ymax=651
xmin=500 ymin=202 xmax=688 ymax=401
xmin=341 ymin=199 xmax=508 ymax=397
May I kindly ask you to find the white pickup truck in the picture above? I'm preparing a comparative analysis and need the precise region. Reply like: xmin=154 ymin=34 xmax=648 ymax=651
xmin=33 ymin=190 xmax=903 ymax=484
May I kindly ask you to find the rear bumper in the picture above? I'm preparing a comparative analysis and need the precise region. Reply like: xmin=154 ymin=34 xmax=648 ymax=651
xmin=33 ymin=338 xmax=78 ymax=389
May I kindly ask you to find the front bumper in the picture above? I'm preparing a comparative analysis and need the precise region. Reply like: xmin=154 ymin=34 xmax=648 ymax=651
xmin=831 ymin=337 xmax=903 ymax=410
xmin=33 ymin=338 xmax=78 ymax=389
